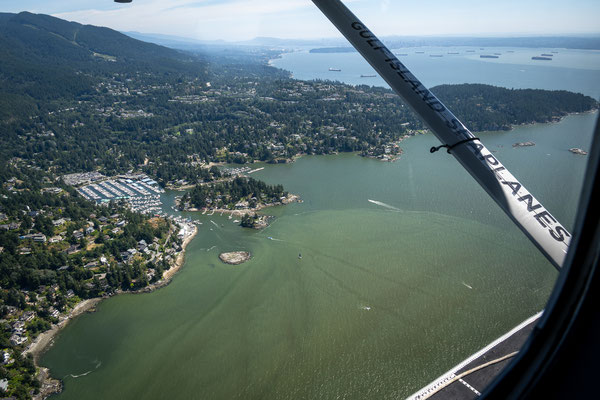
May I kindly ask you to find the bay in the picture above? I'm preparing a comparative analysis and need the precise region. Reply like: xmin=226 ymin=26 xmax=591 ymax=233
xmin=271 ymin=46 xmax=600 ymax=99
xmin=41 ymin=48 xmax=599 ymax=399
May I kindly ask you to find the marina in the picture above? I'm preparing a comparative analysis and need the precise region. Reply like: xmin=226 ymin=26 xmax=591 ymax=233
xmin=72 ymin=174 xmax=166 ymax=214
xmin=40 ymin=45 xmax=600 ymax=400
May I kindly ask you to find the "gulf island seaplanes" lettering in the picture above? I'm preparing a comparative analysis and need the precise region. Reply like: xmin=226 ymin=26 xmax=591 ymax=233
xmin=350 ymin=21 xmax=571 ymax=247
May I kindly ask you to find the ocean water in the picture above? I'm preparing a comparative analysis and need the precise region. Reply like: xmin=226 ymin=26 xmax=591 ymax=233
xmin=41 ymin=49 xmax=599 ymax=399
xmin=271 ymin=46 xmax=600 ymax=99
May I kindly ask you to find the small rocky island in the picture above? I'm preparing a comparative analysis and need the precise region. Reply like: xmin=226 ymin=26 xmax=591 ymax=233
xmin=513 ymin=141 xmax=535 ymax=147
xmin=569 ymin=147 xmax=588 ymax=155
xmin=219 ymin=251 xmax=251 ymax=265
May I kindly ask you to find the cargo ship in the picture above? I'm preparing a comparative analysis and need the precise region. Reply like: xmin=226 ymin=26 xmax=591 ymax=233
xmin=328 ymin=67 xmax=341 ymax=71
xmin=532 ymin=56 xmax=552 ymax=61
xmin=480 ymin=55 xmax=499 ymax=59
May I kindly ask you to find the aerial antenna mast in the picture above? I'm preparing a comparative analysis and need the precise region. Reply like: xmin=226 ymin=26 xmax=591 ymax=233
xmin=311 ymin=0 xmax=570 ymax=269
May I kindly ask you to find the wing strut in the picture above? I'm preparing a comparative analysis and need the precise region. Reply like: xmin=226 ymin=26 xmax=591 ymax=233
xmin=311 ymin=0 xmax=570 ymax=269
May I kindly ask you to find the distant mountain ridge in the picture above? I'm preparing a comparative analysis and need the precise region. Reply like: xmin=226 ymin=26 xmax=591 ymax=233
xmin=0 ymin=12 xmax=206 ymax=119
xmin=1 ymin=12 xmax=188 ymax=64
xmin=122 ymin=30 xmax=600 ymax=51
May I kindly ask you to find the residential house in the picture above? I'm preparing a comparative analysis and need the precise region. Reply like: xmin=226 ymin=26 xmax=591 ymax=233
xmin=21 ymin=311 xmax=35 ymax=322
xmin=9 ymin=334 xmax=27 ymax=346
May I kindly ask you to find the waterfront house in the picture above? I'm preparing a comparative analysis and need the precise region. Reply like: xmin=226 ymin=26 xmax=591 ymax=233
xmin=11 ymin=321 xmax=25 ymax=332
xmin=9 ymin=334 xmax=27 ymax=346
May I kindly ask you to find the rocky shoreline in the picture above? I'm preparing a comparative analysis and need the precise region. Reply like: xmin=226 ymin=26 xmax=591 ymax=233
xmin=25 ymin=224 xmax=198 ymax=399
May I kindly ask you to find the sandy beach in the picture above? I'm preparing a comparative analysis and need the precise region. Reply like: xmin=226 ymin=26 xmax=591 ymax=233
xmin=25 ymin=297 xmax=103 ymax=363
xmin=161 ymin=224 xmax=198 ymax=282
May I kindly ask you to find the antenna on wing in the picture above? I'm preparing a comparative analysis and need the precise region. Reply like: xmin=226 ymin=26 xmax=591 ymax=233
xmin=311 ymin=0 xmax=570 ymax=270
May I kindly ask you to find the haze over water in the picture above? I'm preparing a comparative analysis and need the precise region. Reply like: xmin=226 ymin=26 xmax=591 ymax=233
xmin=42 ymin=48 xmax=599 ymax=399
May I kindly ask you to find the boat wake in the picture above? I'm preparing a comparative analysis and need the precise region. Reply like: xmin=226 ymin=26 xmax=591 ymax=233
xmin=368 ymin=199 xmax=400 ymax=211
xmin=267 ymin=236 xmax=284 ymax=242
xmin=69 ymin=360 xmax=100 ymax=379
xmin=207 ymin=246 xmax=216 ymax=252
xmin=69 ymin=370 xmax=92 ymax=378
xmin=210 ymin=220 xmax=219 ymax=228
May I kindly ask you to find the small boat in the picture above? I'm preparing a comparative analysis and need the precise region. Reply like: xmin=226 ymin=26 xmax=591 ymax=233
xmin=298 ymin=253 xmax=302 ymax=259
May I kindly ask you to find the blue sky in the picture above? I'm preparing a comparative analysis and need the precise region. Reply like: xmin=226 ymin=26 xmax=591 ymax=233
xmin=2 ymin=0 xmax=599 ymax=41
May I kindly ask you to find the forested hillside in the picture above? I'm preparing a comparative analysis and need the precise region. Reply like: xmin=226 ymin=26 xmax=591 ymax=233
xmin=0 ymin=12 xmax=207 ymax=119
xmin=432 ymin=84 xmax=597 ymax=131
xmin=0 ymin=12 xmax=597 ymax=184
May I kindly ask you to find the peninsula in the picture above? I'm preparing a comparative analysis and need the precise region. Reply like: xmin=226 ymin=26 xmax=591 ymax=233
xmin=0 ymin=11 xmax=598 ymax=399
xmin=178 ymin=176 xmax=299 ymax=228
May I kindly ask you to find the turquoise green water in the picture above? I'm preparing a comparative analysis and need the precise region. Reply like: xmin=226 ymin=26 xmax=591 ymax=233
xmin=41 ymin=112 xmax=597 ymax=399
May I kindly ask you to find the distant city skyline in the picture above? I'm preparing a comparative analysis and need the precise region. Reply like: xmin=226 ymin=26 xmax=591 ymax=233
xmin=3 ymin=0 xmax=600 ymax=42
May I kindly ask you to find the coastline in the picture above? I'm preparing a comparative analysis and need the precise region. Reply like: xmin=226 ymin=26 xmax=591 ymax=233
xmin=25 ymin=298 xmax=104 ymax=363
xmin=25 ymin=223 xmax=198 ymax=399
xmin=160 ymin=224 xmax=198 ymax=284
xmin=181 ymin=194 xmax=301 ymax=216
